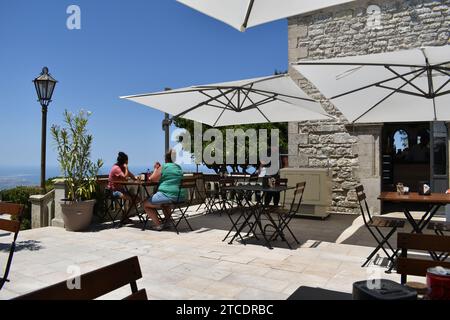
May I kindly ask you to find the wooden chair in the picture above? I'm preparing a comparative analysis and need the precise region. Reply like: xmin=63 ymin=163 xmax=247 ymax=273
xmin=0 ymin=202 xmax=23 ymax=290
xmin=427 ymin=221 xmax=450 ymax=260
xmin=13 ymin=256 xmax=147 ymax=300
xmin=397 ymin=233 xmax=450 ymax=285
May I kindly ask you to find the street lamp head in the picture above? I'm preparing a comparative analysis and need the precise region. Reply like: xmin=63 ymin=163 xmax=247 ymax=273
xmin=33 ymin=67 xmax=57 ymax=107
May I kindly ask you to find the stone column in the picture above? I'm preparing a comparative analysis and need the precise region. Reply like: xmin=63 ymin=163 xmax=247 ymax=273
xmin=350 ymin=124 xmax=383 ymax=215
xmin=52 ymin=179 xmax=67 ymax=228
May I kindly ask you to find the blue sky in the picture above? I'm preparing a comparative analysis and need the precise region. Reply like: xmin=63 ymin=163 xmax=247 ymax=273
xmin=0 ymin=0 xmax=287 ymax=169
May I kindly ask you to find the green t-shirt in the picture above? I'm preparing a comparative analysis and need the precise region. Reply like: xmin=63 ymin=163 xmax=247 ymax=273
xmin=158 ymin=163 xmax=185 ymax=199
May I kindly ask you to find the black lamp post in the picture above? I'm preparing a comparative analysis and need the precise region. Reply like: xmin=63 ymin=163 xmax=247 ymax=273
xmin=33 ymin=67 xmax=57 ymax=194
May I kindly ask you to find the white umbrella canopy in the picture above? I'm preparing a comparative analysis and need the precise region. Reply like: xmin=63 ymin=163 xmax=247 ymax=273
xmin=177 ymin=0 xmax=356 ymax=32
xmin=293 ymin=46 xmax=450 ymax=123
xmin=121 ymin=74 xmax=333 ymax=127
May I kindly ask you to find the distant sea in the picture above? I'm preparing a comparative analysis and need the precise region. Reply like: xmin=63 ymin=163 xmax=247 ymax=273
xmin=0 ymin=164 xmax=216 ymax=191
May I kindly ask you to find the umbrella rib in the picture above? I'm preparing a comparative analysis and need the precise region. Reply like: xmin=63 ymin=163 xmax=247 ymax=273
xmin=175 ymin=88 xmax=237 ymax=118
xmin=121 ymin=87 xmax=216 ymax=99
xmin=243 ymin=94 xmax=276 ymax=111
xmin=434 ymin=78 xmax=450 ymax=96
xmin=385 ymin=66 xmax=427 ymax=96
xmin=435 ymin=68 xmax=450 ymax=77
xmin=353 ymin=69 xmax=427 ymax=123
xmin=255 ymin=106 xmax=271 ymax=123
xmin=331 ymin=67 xmax=425 ymax=100
xmin=375 ymin=85 xmax=428 ymax=98
xmin=200 ymin=82 xmax=316 ymax=102
xmin=436 ymin=89 xmax=450 ymax=97
xmin=242 ymin=0 xmax=255 ymax=31
xmin=213 ymin=108 xmax=227 ymax=127
xmin=205 ymin=103 xmax=229 ymax=110
xmin=198 ymin=74 xmax=286 ymax=90
xmin=251 ymin=88 xmax=316 ymax=102
xmin=240 ymin=85 xmax=254 ymax=109
xmin=218 ymin=88 xmax=239 ymax=110
xmin=245 ymin=92 xmax=272 ymax=123
xmin=200 ymin=89 xmax=238 ymax=111
xmin=296 ymin=61 xmax=427 ymax=68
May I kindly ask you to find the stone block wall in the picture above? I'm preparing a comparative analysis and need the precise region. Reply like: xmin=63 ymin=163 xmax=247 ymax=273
xmin=288 ymin=0 xmax=450 ymax=214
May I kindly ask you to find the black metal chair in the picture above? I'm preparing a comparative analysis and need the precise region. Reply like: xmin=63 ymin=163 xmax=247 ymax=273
xmin=221 ymin=178 xmax=254 ymax=244
xmin=200 ymin=175 xmax=222 ymax=215
xmin=263 ymin=181 xmax=305 ymax=249
xmin=264 ymin=178 xmax=288 ymax=208
xmin=168 ymin=177 xmax=197 ymax=234
xmin=102 ymin=187 xmax=126 ymax=228
xmin=0 ymin=202 xmax=23 ymax=291
xmin=356 ymin=185 xmax=405 ymax=271
xmin=144 ymin=177 xmax=197 ymax=234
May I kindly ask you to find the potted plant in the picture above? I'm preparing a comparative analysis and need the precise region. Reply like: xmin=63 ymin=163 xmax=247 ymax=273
xmin=51 ymin=110 xmax=103 ymax=231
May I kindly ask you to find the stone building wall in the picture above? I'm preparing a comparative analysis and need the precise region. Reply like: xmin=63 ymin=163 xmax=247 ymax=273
xmin=288 ymin=0 xmax=450 ymax=214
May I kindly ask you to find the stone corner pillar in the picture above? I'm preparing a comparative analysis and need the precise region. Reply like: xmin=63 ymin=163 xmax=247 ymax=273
xmin=52 ymin=179 xmax=67 ymax=228
xmin=29 ymin=189 xmax=55 ymax=229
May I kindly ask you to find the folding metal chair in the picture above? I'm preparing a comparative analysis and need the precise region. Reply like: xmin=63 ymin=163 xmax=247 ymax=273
xmin=263 ymin=181 xmax=305 ymax=249
xmin=199 ymin=175 xmax=222 ymax=215
xmin=222 ymin=179 xmax=259 ymax=244
xmin=102 ymin=188 xmax=126 ymax=228
xmin=0 ymin=202 xmax=23 ymax=290
xmin=162 ymin=177 xmax=197 ymax=234
xmin=356 ymin=185 xmax=405 ymax=270
xmin=264 ymin=178 xmax=288 ymax=208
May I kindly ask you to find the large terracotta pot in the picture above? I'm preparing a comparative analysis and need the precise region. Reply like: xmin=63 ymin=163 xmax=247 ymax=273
xmin=60 ymin=200 xmax=96 ymax=231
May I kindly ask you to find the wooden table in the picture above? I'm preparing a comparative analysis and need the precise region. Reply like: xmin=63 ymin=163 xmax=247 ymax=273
xmin=378 ymin=192 xmax=450 ymax=233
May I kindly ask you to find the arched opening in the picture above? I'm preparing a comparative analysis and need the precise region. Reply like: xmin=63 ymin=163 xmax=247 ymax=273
xmin=393 ymin=129 xmax=409 ymax=156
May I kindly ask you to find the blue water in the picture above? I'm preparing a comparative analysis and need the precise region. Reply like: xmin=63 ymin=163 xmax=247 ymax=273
xmin=0 ymin=164 xmax=216 ymax=191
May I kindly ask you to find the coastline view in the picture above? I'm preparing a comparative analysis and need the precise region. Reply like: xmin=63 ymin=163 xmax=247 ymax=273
xmin=0 ymin=165 xmax=216 ymax=191
xmin=1 ymin=0 xmax=449 ymax=309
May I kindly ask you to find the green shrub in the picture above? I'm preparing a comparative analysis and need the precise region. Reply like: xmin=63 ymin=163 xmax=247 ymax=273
xmin=0 ymin=178 xmax=56 ymax=230
xmin=0 ymin=186 xmax=39 ymax=230
xmin=51 ymin=110 xmax=103 ymax=202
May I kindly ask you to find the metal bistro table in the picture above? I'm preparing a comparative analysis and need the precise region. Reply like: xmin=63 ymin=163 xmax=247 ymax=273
xmin=112 ymin=180 xmax=158 ymax=225
xmin=223 ymin=184 xmax=295 ymax=249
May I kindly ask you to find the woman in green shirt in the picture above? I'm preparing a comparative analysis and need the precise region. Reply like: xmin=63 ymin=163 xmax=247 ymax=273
xmin=144 ymin=149 xmax=185 ymax=231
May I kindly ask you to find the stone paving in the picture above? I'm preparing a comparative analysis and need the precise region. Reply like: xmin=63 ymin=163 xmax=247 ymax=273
xmin=0 ymin=211 xmax=419 ymax=300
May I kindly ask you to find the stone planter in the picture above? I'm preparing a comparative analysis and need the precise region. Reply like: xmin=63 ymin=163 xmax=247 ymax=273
xmin=60 ymin=199 xmax=96 ymax=232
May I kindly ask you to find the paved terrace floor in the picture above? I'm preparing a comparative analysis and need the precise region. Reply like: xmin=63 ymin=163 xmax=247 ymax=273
xmin=0 ymin=209 xmax=426 ymax=300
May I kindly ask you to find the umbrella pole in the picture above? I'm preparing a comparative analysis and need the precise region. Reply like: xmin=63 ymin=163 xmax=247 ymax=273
xmin=163 ymin=113 xmax=171 ymax=153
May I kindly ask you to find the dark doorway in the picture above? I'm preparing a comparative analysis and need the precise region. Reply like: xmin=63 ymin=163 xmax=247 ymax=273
xmin=381 ymin=123 xmax=432 ymax=213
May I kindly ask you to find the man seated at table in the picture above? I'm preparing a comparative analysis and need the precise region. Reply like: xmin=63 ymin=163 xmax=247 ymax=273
xmin=144 ymin=149 xmax=185 ymax=231
xmin=108 ymin=152 xmax=141 ymax=223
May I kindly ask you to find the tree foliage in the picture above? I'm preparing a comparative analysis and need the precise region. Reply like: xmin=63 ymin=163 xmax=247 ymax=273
xmin=173 ymin=118 xmax=288 ymax=174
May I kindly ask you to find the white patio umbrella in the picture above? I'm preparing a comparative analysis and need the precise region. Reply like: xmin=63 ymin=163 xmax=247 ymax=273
xmin=120 ymin=74 xmax=333 ymax=127
xmin=177 ymin=0 xmax=355 ymax=32
xmin=293 ymin=46 xmax=450 ymax=123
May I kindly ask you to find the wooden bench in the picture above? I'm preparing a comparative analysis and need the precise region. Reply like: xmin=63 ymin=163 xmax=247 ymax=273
xmin=13 ymin=256 xmax=147 ymax=300
xmin=397 ymin=233 xmax=450 ymax=285
xmin=0 ymin=202 xmax=23 ymax=290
